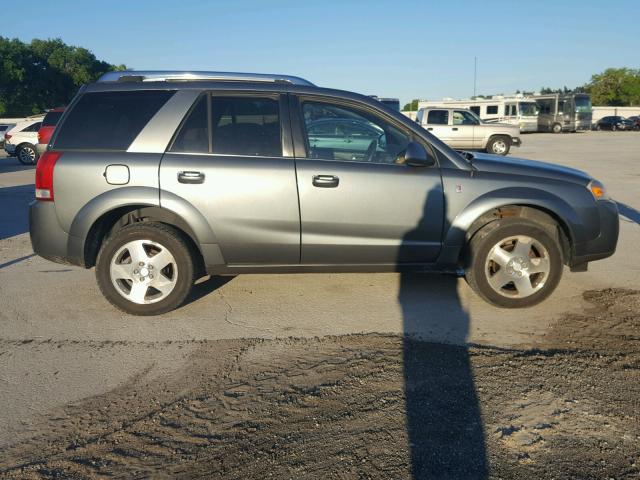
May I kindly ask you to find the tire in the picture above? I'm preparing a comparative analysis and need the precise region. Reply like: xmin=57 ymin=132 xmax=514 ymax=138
xmin=486 ymin=136 xmax=511 ymax=156
xmin=16 ymin=144 xmax=38 ymax=165
xmin=551 ymin=123 xmax=563 ymax=134
xmin=611 ymin=125 xmax=616 ymax=132
xmin=96 ymin=222 xmax=196 ymax=315
xmin=464 ymin=219 xmax=563 ymax=308
xmin=596 ymin=124 xmax=601 ymax=131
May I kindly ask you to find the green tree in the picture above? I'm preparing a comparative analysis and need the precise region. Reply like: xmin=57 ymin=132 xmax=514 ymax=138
xmin=585 ymin=68 xmax=640 ymax=106
xmin=402 ymin=99 xmax=420 ymax=111
xmin=0 ymin=37 xmax=126 ymax=116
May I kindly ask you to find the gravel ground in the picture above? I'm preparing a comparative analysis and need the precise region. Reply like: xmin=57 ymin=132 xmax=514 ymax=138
xmin=0 ymin=288 xmax=638 ymax=479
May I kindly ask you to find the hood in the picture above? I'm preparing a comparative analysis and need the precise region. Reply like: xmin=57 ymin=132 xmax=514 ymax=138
xmin=467 ymin=152 xmax=592 ymax=185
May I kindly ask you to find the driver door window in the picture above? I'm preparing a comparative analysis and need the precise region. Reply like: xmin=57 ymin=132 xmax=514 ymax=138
xmin=302 ymin=101 xmax=411 ymax=164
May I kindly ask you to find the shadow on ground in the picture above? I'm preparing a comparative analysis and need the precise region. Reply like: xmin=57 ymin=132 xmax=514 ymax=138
xmin=0 ymin=184 xmax=33 ymax=240
xmin=398 ymin=187 xmax=487 ymax=478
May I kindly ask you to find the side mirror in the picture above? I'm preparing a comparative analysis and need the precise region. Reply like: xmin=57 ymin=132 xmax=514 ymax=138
xmin=402 ymin=141 xmax=435 ymax=167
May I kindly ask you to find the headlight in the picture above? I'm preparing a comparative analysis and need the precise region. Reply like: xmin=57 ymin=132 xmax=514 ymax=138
xmin=588 ymin=180 xmax=608 ymax=200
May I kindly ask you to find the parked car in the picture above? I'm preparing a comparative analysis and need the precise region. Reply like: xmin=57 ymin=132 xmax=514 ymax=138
xmin=30 ymin=70 xmax=618 ymax=315
xmin=0 ymin=124 xmax=15 ymax=148
xmin=4 ymin=118 xmax=43 ymax=164
xmin=626 ymin=116 xmax=640 ymax=131
xmin=595 ymin=116 xmax=635 ymax=131
xmin=36 ymin=107 xmax=65 ymax=155
xmin=416 ymin=107 xmax=521 ymax=155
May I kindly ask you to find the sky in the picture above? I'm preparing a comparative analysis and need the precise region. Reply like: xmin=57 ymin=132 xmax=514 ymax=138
xmin=4 ymin=0 xmax=639 ymax=105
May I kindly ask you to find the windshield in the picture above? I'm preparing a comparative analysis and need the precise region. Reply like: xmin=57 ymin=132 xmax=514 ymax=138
xmin=518 ymin=102 xmax=538 ymax=116
xmin=574 ymin=96 xmax=592 ymax=113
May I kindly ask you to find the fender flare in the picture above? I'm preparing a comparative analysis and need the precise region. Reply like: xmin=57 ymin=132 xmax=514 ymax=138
xmin=444 ymin=187 xmax=583 ymax=248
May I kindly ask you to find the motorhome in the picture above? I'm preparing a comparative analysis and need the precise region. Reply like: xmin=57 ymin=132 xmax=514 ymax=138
xmin=418 ymin=96 xmax=539 ymax=132
xmin=370 ymin=96 xmax=401 ymax=111
xmin=531 ymin=93 xmax=592 ymax=133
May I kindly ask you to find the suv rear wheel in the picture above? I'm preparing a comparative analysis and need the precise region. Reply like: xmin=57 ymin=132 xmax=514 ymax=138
xmin=486 ymin=136 xmax=511 ymax=155
xmin=465 ymin=219 xmax=563 ymax=308
xmin=96 ymin=223 xmax=195 ymax=315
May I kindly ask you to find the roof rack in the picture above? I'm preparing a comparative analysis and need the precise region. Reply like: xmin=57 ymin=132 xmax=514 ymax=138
xmin=97 ymin=70 xmax=315 ymax=86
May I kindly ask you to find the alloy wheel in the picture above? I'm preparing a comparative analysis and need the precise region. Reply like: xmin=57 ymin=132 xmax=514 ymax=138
xmin=484 ymin=235 xmax=551 ymax=299
xmin=110 ymin=239 xmax=178 ymax=304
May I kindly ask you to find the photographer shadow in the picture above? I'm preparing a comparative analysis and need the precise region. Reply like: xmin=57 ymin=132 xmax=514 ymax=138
xmin=398 ymin=187 xmax=487 ymax=478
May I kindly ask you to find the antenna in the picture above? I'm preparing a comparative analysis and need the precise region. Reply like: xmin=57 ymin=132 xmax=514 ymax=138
xmin=473 ymin=57 xmax=477 ymax=98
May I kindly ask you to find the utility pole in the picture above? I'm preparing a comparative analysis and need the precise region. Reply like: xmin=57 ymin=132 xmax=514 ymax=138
xmin=473 ymin=56 xmax=477 ymax=98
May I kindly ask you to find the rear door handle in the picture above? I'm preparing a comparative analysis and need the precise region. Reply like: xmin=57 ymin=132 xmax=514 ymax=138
xmin=178 ymin=171 xmax=205 ymax=184
xmin=312 ymin=175 xmax=339 ymax=188
xmin=452 ymin=127 xmax=459 ymax=131
xmin=427 ymin=127 xmax=434 ymax=131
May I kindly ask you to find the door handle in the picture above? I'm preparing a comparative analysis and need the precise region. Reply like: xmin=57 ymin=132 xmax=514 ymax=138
xmin=178 ymin=171 xmax=205 ymax=184
xmin=427 ymin=127 xmax=434 ymax=131
xmin=452 ymin=127 xmax=459 ymax=131
xmin=312 ymin=175 xmax=339 ymax=188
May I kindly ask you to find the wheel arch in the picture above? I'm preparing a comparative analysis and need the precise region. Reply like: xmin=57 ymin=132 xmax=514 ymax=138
xmin=442 ymin=189 xmax=582 ymax=266
xmin=72 ymin=189 xmax=221 ymax=271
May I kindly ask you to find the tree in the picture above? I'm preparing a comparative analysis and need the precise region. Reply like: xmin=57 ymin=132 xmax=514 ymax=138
xmin=402 ymin=99 xmax=420 ymax=111
xmin=0 ymin=37 xmax=126 ymax=116
xmin=585 ymin=68 xmax=640 ymax=106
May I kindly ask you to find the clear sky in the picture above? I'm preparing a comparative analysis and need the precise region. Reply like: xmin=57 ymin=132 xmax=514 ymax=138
xmin=5 ymin=0 xmax=639 ymax=104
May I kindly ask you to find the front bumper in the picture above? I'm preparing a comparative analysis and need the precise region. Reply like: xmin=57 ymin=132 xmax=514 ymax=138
xmin=29 ymin=200 xmax=84 ymax=266
xmin=571 ymin=199 xmax=619 ymax=268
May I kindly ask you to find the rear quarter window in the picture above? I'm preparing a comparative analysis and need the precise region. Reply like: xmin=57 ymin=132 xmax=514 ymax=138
xmin=53 ymin=90 xmax=175 ymax=150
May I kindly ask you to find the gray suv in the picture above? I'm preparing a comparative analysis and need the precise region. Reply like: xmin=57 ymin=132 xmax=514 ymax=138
xmin=30 ymin=71 xmax=619 ymax=315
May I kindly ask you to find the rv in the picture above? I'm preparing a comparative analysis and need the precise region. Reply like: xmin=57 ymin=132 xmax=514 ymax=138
xmin=418 ymin=96 xmax=539 ymax=132
xmin=370 ymin=96 xmax=401 ymax=111
xmin=531 ymin=93 xmax=592 ymax=133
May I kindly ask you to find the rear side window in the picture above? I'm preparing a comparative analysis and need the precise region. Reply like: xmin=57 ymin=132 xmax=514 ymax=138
xmin=22 ymin=122 xmax=42 ymax=132
xmin=212 ymin=97 xmax=281 ymax=157
xmin=42 ymin=110 xmax=63 ymax=127
xmin=486 ymin=105 xmax=498 ymax=115
xmin=427 ymin=110 xmax=448 ymax=125
xmin=170 ymin=95 xmax=209 ymax=153
xmin=53 ymin=90 xmax=175 ymax=150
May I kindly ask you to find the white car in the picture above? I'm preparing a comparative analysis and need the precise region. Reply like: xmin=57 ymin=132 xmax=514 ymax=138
xmin=4 ymin=118 xmax=43 ymax=164
xmin=416 ymin=107 xmax=521 ymax=155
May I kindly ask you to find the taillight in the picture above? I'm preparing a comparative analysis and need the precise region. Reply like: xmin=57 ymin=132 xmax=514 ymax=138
xmin=35 ymin=151 xmax=62 ymax=201
xmin=38 ymin=131 xmax=43 ymax=143
xmin=4 ymin=134 xmax=11 ymax=141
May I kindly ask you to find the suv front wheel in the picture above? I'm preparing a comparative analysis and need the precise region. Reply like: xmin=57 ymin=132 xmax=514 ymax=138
xmin=96 ymin=223 xmax=195 ymax=315
xmin=465 ymin=219 xmax=563 ymax=308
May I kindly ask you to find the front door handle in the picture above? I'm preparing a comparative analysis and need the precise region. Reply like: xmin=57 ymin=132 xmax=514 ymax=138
xmin=427 ymin=127 xmax=434 ymax=131
xmin=178 ymin=171 xmax=205 ymax=184
xmin=452 ymin=127 xmax=459 ymax=131
xmin=312 ymin=175 xmax=339 ymax=188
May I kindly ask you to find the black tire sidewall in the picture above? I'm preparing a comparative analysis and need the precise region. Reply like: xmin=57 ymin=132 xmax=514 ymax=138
xmin=96 ymin=223 xmax=195 ymax=315
xmin=552 ymin=123 xmax=562 ymax=134
xmin=466 ymin=220 xmax=563 ymax=308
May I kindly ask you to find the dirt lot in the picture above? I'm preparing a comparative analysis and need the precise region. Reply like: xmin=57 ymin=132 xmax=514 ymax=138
xmin=0 ymin=288 xmax=638 ymax=479
xmin=0 ymin=133 xmax=639 ymax=478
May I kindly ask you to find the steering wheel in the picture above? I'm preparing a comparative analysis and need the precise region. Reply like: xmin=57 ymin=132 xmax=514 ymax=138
xmin=363 ymin=139 xmax=378 ymax=162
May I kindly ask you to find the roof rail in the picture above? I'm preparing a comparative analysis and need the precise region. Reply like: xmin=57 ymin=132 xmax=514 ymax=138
xmin=97 ymin=70 xmax=315 ymax=86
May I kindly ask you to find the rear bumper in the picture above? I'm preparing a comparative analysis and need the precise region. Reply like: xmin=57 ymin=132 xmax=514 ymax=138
xmin=4 ymin=144 xmax=16 ymax=155
xmin=571 ymin=199 xmax=619 ymax=267
xmin=29 ymin=200 xmax=84 ymax=266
